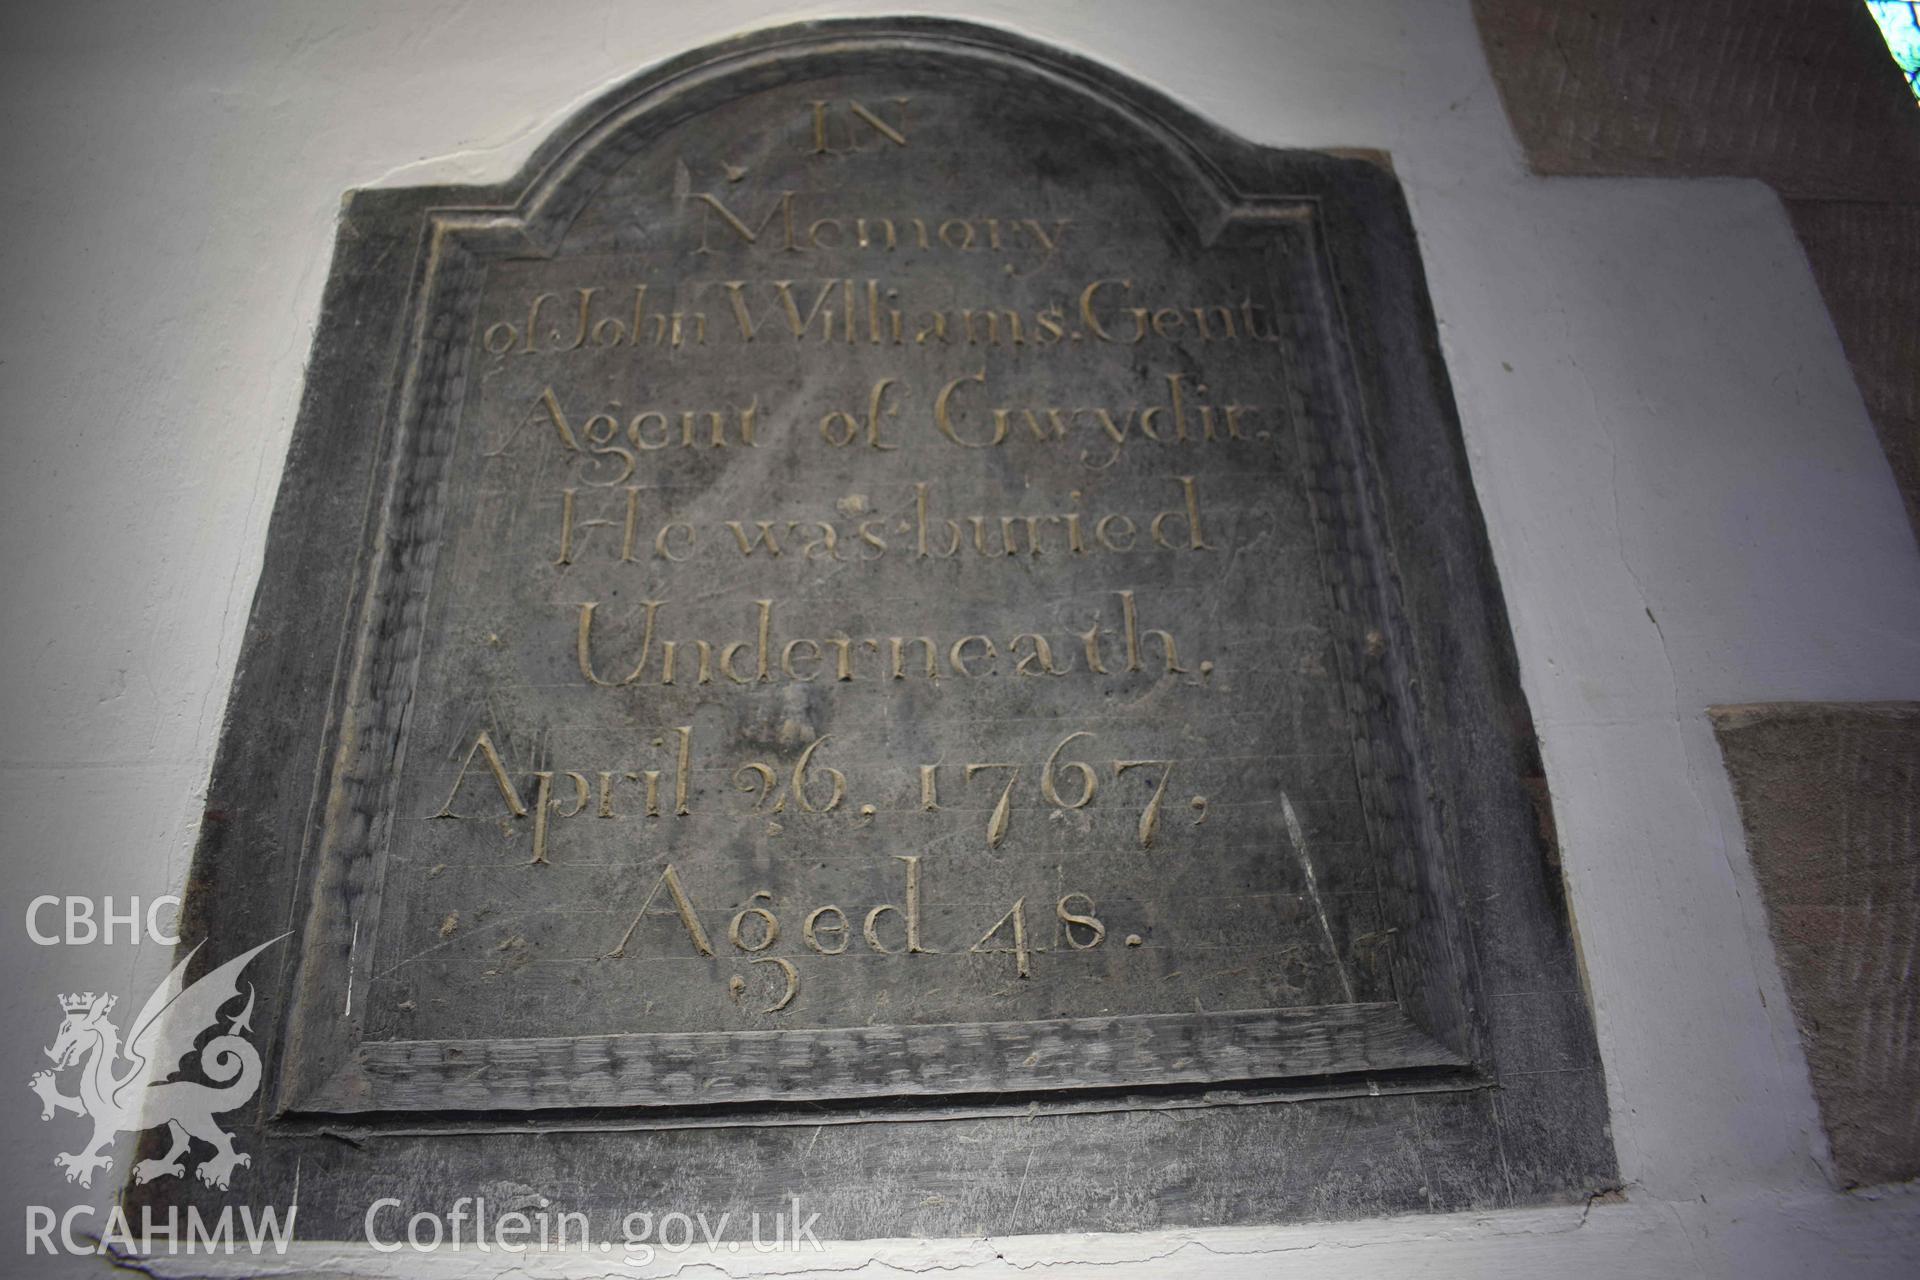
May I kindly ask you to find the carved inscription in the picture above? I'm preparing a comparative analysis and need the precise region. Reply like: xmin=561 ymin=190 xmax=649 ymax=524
xmin=365 ymin=77 xmax=1394 ymax=1043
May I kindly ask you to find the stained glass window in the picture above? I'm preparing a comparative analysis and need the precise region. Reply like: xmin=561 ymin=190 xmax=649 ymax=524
xmin=1867 ymin=1 xmax=1920 ymax=100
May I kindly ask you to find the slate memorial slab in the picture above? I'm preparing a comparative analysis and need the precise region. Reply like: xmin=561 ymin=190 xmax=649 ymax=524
xmin=142 ymin=19 xmax=1614 ymax=1240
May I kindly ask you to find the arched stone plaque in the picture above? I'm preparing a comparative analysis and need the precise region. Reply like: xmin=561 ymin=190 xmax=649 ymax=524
xmin=142 ymin=18 xmax=1612 ymax=1242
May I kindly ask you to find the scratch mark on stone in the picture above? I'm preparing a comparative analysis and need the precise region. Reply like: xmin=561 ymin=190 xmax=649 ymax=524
xmin=1281 ymin=790 xmax=1355 ymax=1002
xmin=343 ymin=919 xmax=359 ymax=1018
xmin=1008 ymin=1132 xmax=1040 ymax=1226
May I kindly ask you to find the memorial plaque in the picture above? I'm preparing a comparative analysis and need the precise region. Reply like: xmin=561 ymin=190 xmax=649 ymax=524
xmin=144 ymin=19 xmax=1613 ymax=1240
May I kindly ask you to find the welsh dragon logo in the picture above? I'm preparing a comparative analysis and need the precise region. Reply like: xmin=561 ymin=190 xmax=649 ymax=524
xmin=28 ymin=936 xmax=285 ymax=1190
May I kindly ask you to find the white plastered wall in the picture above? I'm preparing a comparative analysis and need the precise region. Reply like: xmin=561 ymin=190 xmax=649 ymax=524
xmin=1 ymin=1 xmax=1916 ymax=1275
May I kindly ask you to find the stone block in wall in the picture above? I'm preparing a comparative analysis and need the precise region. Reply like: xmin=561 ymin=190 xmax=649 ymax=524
xmin=1787 ymin=200 xmax=1920 ymax=542
xmin=1712 ymin=702 xmax=1920 ymax=1187
xmin=1472 ymin=0 xmax=1920 ymax=200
